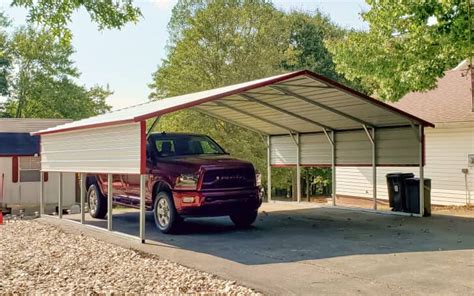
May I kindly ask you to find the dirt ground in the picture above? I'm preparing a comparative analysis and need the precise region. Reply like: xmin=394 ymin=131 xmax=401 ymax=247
xmin=0 ymin=220 xmax=260 ymax=295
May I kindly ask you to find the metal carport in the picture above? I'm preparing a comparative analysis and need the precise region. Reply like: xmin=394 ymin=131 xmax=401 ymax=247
xmin=32 ymin=69 xmax=434 ymax=242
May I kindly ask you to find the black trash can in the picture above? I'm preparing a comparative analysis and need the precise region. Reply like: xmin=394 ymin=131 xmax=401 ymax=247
xmin=386 ymin=173 xmax=414 ymax=212
xmin=404 ymin=178 xmax=431 ymax=216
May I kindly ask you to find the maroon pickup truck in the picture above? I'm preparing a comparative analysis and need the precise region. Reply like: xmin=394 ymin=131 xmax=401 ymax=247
xmin=86 ymin=132 xmax=262 ymax=233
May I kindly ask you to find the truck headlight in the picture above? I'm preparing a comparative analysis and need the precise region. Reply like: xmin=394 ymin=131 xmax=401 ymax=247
xmin=176 ymin=173 xmax=199 ymax=190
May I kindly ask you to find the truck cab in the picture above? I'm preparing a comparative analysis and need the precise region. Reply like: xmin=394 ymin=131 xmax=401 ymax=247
xmin=87 ymin=132 xmax=262 ymax=233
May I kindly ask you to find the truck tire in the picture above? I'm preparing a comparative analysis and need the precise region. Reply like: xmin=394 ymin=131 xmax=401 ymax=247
xmin=153 ymin=191 xmax=180 ymax=233
xmin=230 ymin=210 xmax=258 ymax=228
xmin=88 ymin=184 xmax=107 ymax=219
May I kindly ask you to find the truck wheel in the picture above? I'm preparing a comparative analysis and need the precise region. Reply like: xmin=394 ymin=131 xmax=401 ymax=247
xmin=230 ymin=210 xmax=258 ymax=228
xmin=88 ymin=184 xmax=107 ymax=219
xmin=153 ymin=191 xmax=180 ymax=233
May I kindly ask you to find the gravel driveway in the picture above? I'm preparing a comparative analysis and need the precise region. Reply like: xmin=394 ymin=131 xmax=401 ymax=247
xmin=0 ymin=220 xmax=260 ymax=295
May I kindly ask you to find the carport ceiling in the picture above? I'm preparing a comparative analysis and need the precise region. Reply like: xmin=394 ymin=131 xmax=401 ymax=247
xmin=33 ymin=70 xmax=434 ymax=136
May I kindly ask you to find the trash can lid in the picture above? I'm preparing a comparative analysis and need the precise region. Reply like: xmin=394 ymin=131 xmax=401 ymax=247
xmin=386 ymin=172 xmax=415 ymax=177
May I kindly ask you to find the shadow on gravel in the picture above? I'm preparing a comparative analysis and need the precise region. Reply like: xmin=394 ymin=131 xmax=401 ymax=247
xmin=67 ymin=207 xmax=474 ymax=265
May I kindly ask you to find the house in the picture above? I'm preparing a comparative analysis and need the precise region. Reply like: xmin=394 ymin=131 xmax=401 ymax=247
xmin=336 ymin=61 xmax=474 ymax=206
xmin=0 ymin=118 xmax=76 ymax=213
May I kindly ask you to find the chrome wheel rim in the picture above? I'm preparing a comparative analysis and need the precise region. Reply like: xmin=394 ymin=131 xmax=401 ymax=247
xmin=89 ymin=189 xmax=97 ymax=215
xmin=156 ymin=198 xmax=170 ymax=228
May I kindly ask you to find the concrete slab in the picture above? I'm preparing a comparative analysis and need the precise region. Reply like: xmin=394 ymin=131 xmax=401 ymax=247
xmin=43 ymin=203 xmax=474 ymax=295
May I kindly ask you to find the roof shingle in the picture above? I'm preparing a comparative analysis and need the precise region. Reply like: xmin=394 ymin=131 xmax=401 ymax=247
xmin=392 ymin=61 xmax=474 ymax=124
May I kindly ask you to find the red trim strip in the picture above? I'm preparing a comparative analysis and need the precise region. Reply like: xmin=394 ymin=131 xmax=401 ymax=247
xmin=140 ymin=121 xmax=146 ymax=174
xmin=43 ymin=172 xmax=48 ymax=182
xmin=271 ymin=163 xmax=421 ymax=168
xmin=12 ymin=156 xmax=18 ymax=183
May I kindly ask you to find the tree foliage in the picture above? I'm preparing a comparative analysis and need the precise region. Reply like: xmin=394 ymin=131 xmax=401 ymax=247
xmin=150 ymin=0 xmax=289 ymax=182
xmin=0 ymin=24 xmax=111 ymax=119
xmin=327 ymin=0 xmax=474 ymax=101
xmin=10 ymin=0 xmax=141 ymax=44
xmin=149 ymin=1 xmax=350 ymax=193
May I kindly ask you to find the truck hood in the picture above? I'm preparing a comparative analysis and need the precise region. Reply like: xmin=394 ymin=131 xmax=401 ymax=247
xmin=162 ymin=154 xmax=253 ymax=170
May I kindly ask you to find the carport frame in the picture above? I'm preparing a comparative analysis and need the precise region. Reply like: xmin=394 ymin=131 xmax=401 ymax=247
xmin=37 ymin=121 xmax=149 ymax=243
xmin=34 ymin=69 xmax=433 ymax=244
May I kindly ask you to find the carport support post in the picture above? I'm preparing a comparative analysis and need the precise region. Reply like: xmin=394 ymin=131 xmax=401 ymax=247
xmin=80 ymin=173 xmax=85 ymax=224
xmin=296 ymin=133 xmax=301 ymax=203
xmin=372 ymin=128 xmax=377 ymax=210
xmin=139 ymin=174 xmax=146 ymax=243
xmin=39 ymin=171 xmax=44 ymax=216
xmin=363 ymin=126 xmax=377 ymax=209
xmin=326 ymin=130 xmax=336 ymax=206
xmin=58 ymin=172 xmax=63 ymax=218
xmin=107 ymin=174 xmax=113 ymax=231
xmin=267 ymin=136 xmax=272 ymax=202
xmin=419 ymin=126 xmax=425 ymax=217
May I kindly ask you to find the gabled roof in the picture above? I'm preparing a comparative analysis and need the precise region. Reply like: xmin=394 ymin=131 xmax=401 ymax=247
xmin=393 ymin=61 xmax=474 ymax=124
xmin=33 ymin=70 xmax=433 ymax=136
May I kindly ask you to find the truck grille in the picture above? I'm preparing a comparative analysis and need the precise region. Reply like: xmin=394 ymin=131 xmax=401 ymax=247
xmin=201 ymin=168 xmax=255 ymax=190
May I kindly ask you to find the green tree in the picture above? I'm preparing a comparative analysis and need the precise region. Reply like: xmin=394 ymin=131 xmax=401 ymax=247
xmin=150 ymin=0 xmax=291 ymax=181
xmin=10 ymin=0 xmax=141 ymax=44
xmin=282 ymin=11 xmax=368 ymax=93
xmin=327 ymin=0 xmax=474 ymax=101
xmin=1 ymin=26 xmax=111 ymax=119
xmin=150 ymin=1 xmax=355 ymax=195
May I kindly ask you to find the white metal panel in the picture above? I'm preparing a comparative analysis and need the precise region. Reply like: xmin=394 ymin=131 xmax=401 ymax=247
xmin=336 ymin=124 xmax=474 ymax=205
xmin=335 ymin=130 xmax=371 ymax=165
xmin=377 ymin=127 xmax=420 ymax=165
xmin=270 ymin=136 xmax=296 ymax=165
xmin=0 ymin=119 xmax=71 ymax=133
xmin=41 ymin=123 xmax=142 ymax=174
xmin=300 ymin=133 xmax=331 ymax=165
xmin=271 ymin=127 xmax=421 ymax=166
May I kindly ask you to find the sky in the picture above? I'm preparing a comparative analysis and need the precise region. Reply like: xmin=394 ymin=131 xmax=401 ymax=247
xmin=2 ymin=0 xmax=369 ymax=110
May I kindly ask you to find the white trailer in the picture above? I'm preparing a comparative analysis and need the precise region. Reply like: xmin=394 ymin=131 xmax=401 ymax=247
xmin=0 ymin=119 xmax=76 ymax=214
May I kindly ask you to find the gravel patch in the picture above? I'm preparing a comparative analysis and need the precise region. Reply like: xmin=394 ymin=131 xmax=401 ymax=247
xmin=0 ymin=220 xmax=261 ymax=295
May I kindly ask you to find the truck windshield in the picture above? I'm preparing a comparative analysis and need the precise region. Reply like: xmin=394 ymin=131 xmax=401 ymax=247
xmin=150 ymin=134 xmax=227 ymax=157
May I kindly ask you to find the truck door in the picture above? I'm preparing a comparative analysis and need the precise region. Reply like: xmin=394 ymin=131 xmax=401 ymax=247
xmin=97 ymin=174 xmax=127 ymax=201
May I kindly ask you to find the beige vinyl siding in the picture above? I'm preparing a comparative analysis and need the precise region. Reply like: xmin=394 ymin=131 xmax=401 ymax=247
xmin=41 ymin=123 xmax=142 ymax=174
xmin=336 ymin=124 xmax=474 ymax=205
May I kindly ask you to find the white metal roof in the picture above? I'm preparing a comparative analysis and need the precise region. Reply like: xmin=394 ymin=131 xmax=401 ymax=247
xmin=32 ymin=70 xmax=434 ymax=136
xmin=0 ymin=118 xmax=71 ymax=133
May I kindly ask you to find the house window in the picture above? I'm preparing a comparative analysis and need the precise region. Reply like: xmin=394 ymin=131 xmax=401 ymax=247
xmin=19 ymin=156 xmax=41 ymax=182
